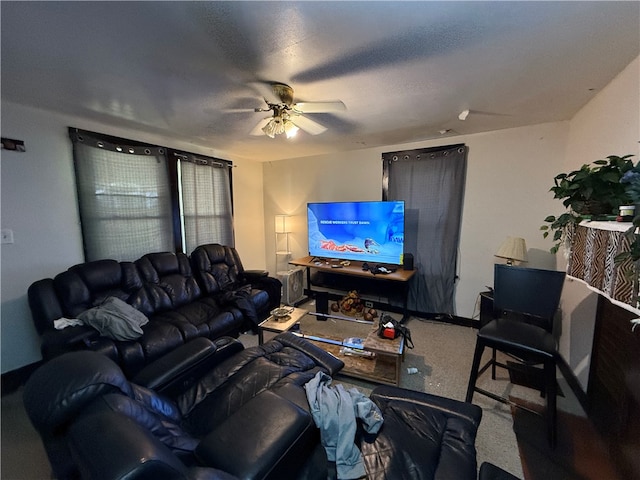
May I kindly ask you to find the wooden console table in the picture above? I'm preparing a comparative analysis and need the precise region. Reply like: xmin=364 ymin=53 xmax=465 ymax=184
xmin=289 ymin=256 xmax=416 ymax=320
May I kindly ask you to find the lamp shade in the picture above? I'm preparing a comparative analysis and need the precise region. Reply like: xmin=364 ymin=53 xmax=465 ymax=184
xmin=495 ymin=236 xmax=528 ymax=264
xmin=275 ymin=215 xmax=291 ymax=234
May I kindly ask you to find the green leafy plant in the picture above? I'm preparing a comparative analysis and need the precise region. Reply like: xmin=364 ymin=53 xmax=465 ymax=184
xmin=541 ymin=154 xmax=635 ymax=254
xmin=616 ymin=160 xmax=640 ymax=265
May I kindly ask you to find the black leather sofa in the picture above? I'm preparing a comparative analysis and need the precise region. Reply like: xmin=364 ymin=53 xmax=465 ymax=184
xmin=24 ymin=333 xmax=483 ymax=480
xmin=27 ymin=244 xmax=282 ymax=377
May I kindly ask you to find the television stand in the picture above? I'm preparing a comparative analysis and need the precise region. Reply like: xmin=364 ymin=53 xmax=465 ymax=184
xmin=289 ymin=256 xmax=416 ymax=321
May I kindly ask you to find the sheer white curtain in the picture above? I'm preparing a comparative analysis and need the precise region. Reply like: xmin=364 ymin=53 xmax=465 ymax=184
xmin=178 ymin=154 xmax=235 ymax=254
xmin=383 ymin=144 xmax=467 ymax=314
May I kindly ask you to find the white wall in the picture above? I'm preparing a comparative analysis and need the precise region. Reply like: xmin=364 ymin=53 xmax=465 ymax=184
xmin=0 ymin=101 xmax=266 ymax=373
xmin=559 ymin=56 xmax=640 ymax=387
xmin=263 ymin=123 xmax=566 ymax=319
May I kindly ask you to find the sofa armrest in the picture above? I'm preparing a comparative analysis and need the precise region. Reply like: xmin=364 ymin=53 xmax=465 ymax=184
xmin=28 ymin=278 xmax=63 ymax=335
xmin=132 ymin=337 xmax=243 ymax=396
xmin=370 ymin=385 xmax=482 ymax=428
xmin=69 ymin=411 xmax=188 ymax=479
xmin=367 ymin=385 xmax=482 ymax=480
xmin=243 ymin=269 xmax=269 ymax=282
xmin=196 ymin=389 xmax=317 ymax=480
xmin=40 ymin=326 xmax=100 ymax=359
xmin=275 ymin=332 xmax=345 ymax=376
xmin=69 ymin=411 xmax=238 ymax=480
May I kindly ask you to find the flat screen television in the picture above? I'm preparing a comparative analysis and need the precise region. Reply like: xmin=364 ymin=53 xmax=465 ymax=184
xmin=307 ymin=200 xmax=405 ymax=265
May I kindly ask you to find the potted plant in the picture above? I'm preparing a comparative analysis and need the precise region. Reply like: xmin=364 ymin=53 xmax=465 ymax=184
xmin=541 ymin=154 xmax=635 ymax=254
xmin=617 ymin=161 xmax=640 ymax=264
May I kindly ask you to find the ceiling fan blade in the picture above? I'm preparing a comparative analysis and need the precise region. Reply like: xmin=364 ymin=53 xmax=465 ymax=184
xmin=223 ymin=107 xmax=266 ymax=113
xmin=249 ymin=82 xmax=281 ymax=104
xmin=290 ymin=114 xmax=327 ymax=135
xmin=293 ymin=101 xmax=346 ymax=113
xmin=249 ymin=117 xmax=271 ymax=136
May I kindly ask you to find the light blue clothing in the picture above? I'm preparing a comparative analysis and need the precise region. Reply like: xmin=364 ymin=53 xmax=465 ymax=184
xmin=304 ymin=371 xmax=383 ymax=479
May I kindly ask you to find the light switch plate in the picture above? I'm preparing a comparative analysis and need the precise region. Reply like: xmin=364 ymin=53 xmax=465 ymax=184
xmin=1 ymin=229 xmax=14 ymax=244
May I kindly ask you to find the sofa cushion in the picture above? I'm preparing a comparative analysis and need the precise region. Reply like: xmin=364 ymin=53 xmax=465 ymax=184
xmin=135 ymin=321 xmax=185 ymax=364
xmin=152 ymin=303 xmax=241 ymax=341
xmin=136 ymin=252 xmax=202 ymax=314
xmin=54 ymin=260 xmax=145 ymax=317
xmin=191 ymin=244 xmax=242 ymax=294
xmin=178 ymin=338 xmax=328 ymax=436
xmin=360 ymin=386 xmax=482 ymax=480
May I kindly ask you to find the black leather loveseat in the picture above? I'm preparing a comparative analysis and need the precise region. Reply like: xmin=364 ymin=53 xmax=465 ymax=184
xmin=27 ymin=244 xmax=281 ymax=377
xmin=24 ymin=333 xmax=484 ymax=480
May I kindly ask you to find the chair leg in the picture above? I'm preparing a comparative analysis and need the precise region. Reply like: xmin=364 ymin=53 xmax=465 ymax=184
xmin=491 ymin=348 xmax=497 ymax=380
xmin=466 ymin=339 xmax=485 ymax=403
xmin=545 ymin=358 xmax=557 ymax=448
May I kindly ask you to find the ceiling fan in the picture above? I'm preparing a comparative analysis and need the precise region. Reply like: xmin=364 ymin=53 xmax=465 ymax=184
xmin=229 ymin=82 xmax=346 ymax=138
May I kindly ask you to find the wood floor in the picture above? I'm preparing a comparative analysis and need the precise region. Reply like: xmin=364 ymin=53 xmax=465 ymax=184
xmin=511 ymin=398 xmax=623 ymax=480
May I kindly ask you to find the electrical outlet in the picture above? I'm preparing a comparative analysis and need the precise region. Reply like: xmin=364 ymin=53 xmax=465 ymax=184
xmin=365 ymin=301 xmax=373 ymax=308
xmin=1 ymin=229 xmax=14 ymax=244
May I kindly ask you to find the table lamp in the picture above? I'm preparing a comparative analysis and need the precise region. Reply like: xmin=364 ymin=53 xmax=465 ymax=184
xmin=495 ymin=236 xmax=528 ymax=265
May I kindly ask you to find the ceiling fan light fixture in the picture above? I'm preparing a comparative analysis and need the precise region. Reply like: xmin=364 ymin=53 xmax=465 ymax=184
xmin=262 ymin=116 xmax=285 ymax=138
xmin=284 ymin=120 xmax=299 ymax=138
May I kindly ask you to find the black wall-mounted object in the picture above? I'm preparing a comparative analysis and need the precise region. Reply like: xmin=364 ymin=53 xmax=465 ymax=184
xmin=1 ymin=137 xmax=25 ymax=151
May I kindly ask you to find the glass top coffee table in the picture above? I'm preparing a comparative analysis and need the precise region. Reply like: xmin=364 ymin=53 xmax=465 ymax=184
xmin=261 ymin=308 xmax=405 ymax=386
xmin=259 ymin=307 xmax=405 ymax=386
xmin=257 ymin=306 xmax=308 ymax=345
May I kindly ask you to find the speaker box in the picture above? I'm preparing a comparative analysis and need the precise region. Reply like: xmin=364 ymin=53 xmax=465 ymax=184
xmin=316 ymin=291 xmax=329 ymax=316
xmin=403 ymin=253 xmax=414 ymax=271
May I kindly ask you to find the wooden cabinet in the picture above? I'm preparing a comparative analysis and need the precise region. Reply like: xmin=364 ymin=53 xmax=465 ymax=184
xmin=588 ymin=295 xmax=640 ymax=479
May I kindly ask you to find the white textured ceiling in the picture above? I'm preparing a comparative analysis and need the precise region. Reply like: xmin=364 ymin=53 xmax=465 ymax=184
xmin=2 ymin=1 xmax=639 ymax=162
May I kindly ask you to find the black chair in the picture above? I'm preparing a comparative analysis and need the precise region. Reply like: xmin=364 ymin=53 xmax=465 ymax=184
xmin=466 ymin=264 xmax=566 ymax=447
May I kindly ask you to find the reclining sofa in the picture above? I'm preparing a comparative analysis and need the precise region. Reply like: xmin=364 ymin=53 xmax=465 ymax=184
xmin=24 ymin=332 xmax=484 ymax=480
xmin=27 ymin=244 xmax=282 ymax=377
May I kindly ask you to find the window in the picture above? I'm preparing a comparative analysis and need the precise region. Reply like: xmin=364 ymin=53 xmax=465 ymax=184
xmin=174 ymin=151 xmax=235 ymax=253
xmin=70 ymin=128 xmax=234 ymax=261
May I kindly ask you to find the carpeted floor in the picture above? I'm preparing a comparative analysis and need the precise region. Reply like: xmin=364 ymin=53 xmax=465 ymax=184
xmin=511 ymin=399 xmax=622 ymax=480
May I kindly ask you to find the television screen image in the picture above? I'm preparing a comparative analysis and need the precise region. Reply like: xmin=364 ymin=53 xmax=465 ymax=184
xmin=307 ymin=201 xmax=405 ymax=265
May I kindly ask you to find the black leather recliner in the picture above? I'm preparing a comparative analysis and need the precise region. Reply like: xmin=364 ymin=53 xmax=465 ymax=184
xmin=24 ymin=333 xmax=342 ymax=480
xmin=27 ymin=245 xmax=282 ymax=377
xmin=24 ymin=332 xmax=483 ymax=480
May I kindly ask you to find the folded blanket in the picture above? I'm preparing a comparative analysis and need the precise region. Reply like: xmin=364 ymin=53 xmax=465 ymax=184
xmin=78 ymin=297 xmax=149 ymax=341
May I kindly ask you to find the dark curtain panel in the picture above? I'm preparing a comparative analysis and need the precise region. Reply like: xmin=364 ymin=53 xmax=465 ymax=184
xmin=176 ymin=152 xmax=235 ymax=253
xmin=383 ymin=144 xmax=467 ymax=314
xmin=70 ymin=129 xmax=174 ymax=261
